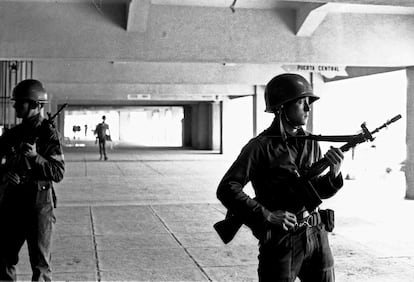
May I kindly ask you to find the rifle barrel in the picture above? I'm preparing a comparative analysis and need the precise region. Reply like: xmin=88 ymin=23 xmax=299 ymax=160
xmin=50 ymin=103 xmax=68 ymax=121
xmin=305 ymin=114 xmax=401 ymax=179
xmin=371 ymin=114 xmax=402 ymax=135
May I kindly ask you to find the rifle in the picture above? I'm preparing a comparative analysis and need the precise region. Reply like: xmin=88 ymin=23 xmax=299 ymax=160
xmin=21 ymin=103 xmax=68 ymax=170
xmin=214 ymin=115 xmax=402 ymax=244
xmin=46 ymin=103 xmax=68 ymax=128
xmin=0 ymin=103 xmax=68 ymax=204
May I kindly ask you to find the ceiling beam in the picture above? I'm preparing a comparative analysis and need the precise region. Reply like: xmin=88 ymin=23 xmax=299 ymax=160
xmin=6 ymin=0 xmax=414 ymax=8
xmin=282 ymin=0 xmax=414 ymax=7
xmin=126 ymin=0 xmax=151 ymax=32
xmin=296 ymin=3 xmax=330 ymax=37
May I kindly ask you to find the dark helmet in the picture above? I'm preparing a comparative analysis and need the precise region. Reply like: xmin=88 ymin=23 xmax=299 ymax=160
xmin=264 ymin=73 xmax=319 ymax=113
xmin=11 ymin=79 xmax=48 ymax=103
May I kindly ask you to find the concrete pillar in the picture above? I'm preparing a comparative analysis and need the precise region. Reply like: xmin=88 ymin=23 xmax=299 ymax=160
xmin=182 ymin=106 xmax=192 ymax=147
xmin=119 ymin=111 xmax=129 ymax=142
xmin=190 ymin=104 xmax=199 ymax=148
xmin=405 ymin=67 xmax=414 ymax=199
xmin=190 ymin=103 xmax=209 ymax=149
xmin=198 ymin=103 xmax=211 ymax=149
xmin=307 ymin=72 xmax=319 ymax=133
xmin=211 ymin=102 xmax=221 ymax=151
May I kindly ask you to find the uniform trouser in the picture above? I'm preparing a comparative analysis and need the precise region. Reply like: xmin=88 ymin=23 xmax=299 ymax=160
xmin=0 ymin=197 xmax=55 ymax=281
xmin=258 ymin=225 xmax=334 ymax=282
xmin=98 ymin=139 xmax=107 ymax=158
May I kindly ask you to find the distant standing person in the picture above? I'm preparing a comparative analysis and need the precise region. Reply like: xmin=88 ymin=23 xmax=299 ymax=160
xmin=95 ymin=115 xmax=109 ymax=161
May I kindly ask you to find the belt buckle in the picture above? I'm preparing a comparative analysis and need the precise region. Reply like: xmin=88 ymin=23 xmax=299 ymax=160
xmin=303 ymin=215 xmax=313 ymax=227
xmin=293 ymin=212 xmax=315 ymax=231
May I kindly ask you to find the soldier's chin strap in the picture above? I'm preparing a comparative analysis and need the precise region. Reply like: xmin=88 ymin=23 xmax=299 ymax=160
xmin=278 ymin=109 xmax=287 ymax=142
xmin=278 ymin=106 xmax=303 ymax=143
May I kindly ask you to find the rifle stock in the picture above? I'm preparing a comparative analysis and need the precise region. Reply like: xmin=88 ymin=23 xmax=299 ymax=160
xmin=213 ymin=212 xmax=243 ymax=244
xmin=214 ymin=115 xmax=401 ymax=244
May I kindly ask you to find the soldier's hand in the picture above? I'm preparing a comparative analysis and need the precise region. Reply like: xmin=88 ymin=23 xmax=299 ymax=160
xmin=21 ymin=142 xmax=38 ymax=158
xmin=325 ymin=146 xmax=344 ymax=179
xmin=264 ymin=210 xmax=297 ymax=231
xmin=3 ymin=172 xmax=21 ymax=185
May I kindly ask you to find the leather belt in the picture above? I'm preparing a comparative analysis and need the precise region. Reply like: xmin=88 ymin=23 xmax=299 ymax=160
xmin=293 ymin=211 xmax=321 ymax=231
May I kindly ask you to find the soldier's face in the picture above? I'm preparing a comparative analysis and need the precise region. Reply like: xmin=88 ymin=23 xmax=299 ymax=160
xmin=13 ymin=100 xmax=30 ymax=118
xmin=284 ymin=97 xmax=310 ymax=126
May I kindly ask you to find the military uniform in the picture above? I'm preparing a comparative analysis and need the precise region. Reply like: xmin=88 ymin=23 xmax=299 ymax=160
xmin=217 ymin=120 xmax=343 ymax=281
xmin=0 ymin=113 xmax=65 ymax=281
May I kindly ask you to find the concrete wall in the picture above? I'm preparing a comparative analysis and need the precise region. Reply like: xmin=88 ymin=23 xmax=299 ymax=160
xmin=406 ymin=68 xmax=414 ymax=199
xmin=1 ymin=3 xmax=414 ymax=66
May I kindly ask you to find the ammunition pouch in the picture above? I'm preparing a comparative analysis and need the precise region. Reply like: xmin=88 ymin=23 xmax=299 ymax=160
xmin=319 ymin=208 xmax=335 ymax=232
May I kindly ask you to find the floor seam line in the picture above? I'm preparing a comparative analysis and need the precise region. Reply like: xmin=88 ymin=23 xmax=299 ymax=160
xmin=149 ymin=205 xmax=212 ymax=282
xmin=114 ymin=162 xmax=126 ymax=176
xmin=89 ymin=206 xmax=101 ymax=282
xmin=140 ymin=160 xmax=164 ymax=176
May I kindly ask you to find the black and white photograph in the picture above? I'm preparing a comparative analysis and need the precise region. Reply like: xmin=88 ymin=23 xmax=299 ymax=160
xmin=0 ymin=0 xmax=412 ymax=281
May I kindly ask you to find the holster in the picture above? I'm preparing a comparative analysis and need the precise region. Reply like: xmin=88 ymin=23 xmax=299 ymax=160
xmin=319 ymin=209 xmax=335 ymax=232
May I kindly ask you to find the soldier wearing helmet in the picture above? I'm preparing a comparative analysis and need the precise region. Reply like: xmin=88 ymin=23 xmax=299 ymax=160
xmin=217 ymin=73 xmax=344 ymax=282
xmin=0 ymin=79 xmax=65 ymax=281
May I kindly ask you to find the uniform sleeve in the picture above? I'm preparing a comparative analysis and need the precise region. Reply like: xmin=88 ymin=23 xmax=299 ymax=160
xmin=216 ymin=139 xmax=269 ymax=225
xmin=310 ymin=142 xmax=343 ymax=199
xmin=31 ymin=128 xmax=65 ymax=183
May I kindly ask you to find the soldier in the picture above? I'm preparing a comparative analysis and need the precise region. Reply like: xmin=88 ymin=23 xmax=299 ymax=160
xmin=216 ymin=73 xmax=344 ymax=281
xmin=0 ymin=79 xmax=65 ymax=281
xmin=94 ymin=115 xmax=109 ymax=161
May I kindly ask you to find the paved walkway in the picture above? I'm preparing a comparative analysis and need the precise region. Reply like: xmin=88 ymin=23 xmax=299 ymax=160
xmin=14 ymin=146 xmax=414 ymax=281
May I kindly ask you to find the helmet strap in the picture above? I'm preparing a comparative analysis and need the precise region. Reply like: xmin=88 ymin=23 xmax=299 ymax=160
xmin=281 ymin=106 xmax=301 ymax=133
xmin=277 ymin=109 xmax=287 ymax=142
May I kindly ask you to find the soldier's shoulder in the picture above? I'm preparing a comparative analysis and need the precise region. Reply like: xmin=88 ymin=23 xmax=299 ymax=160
xmin=242 ymin=135 xmax=269 ymax=152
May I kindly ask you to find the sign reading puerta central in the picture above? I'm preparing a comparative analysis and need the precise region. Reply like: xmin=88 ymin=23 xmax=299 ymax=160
xmin=282 ymin=64 xmax=348 ymax=78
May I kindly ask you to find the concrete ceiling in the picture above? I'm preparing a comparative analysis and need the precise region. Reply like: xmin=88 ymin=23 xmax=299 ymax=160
xmin=128 ymin=0 xmax=414 ymax=35
xmin=3 ymin=0 xmax=414 ymax=8
xmin=1 ymin=0 xmax=413 ymax=104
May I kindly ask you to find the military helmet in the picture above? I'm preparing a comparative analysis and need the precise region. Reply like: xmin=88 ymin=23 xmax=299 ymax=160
xmin=264 ymin=73 xmax=319 ymax=113
xmin=11 ymin=79 xmax=48 ymax=103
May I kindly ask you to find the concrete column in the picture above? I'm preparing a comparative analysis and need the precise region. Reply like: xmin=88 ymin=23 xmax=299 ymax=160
xmin=182 ymin=106 xmax=192 ymax=147
xmin=211 ymin=102 xmax=221 ymax=151
xmin=307 ymin=72 xmax=319 ymax=133
xmin=190 ymin=103 xmax=210 ymax=150
xmin=198 ymin=103 xmax=211 ymax=149
xmin=405 ymin=68 xmax=414 ymax=199
xmin=119 ymin=111 xmax=129 ymax=142
xmin=253 ymin=86 xmax=258 ymax=137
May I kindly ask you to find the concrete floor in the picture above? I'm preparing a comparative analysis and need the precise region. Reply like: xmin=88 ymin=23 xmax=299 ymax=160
xmin=14 ymin=145 xmax=414 ymax=281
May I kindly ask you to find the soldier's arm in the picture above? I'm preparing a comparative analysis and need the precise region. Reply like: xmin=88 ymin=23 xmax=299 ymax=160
xmin=311 ymin=144 xmax=344 ymax=199
xmin=216 ymin=139 xmax=269 ymax=225
xmin=31 ymin=128 xmax=65 ymax=183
